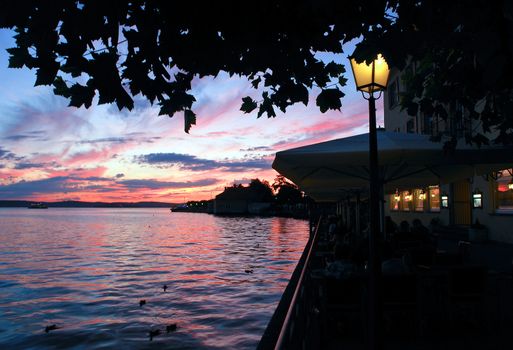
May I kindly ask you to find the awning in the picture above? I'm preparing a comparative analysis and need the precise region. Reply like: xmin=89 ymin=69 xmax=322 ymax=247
xmin=273 ymin=131 xmax=513 ymax=201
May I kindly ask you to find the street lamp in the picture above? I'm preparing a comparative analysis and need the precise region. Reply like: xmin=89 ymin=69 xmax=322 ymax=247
xmin=349 ymin=54 xmax=390 ymax=350
xmin=350 ymin=54 xmax=390 ymax=93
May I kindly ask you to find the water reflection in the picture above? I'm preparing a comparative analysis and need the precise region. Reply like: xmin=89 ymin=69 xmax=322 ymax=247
xmin=0 ymin=209 xmax=308 ymax=349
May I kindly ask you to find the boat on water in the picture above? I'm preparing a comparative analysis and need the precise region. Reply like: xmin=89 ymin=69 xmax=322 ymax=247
xmin=170 ymin=204 xmax=189 ymax=212
xmin=27 ymin=203 xmax=48 ymax=209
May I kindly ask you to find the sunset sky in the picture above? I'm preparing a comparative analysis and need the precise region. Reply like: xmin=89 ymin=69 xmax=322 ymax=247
xmin=0 ymin=29 xmax=384 ymax=203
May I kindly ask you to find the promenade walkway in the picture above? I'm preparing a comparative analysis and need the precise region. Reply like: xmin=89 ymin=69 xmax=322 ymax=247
xmin=317 ymin=224 xmax=513 ymax=349
xmin=259 ymin=219 xmax=513 ymax=349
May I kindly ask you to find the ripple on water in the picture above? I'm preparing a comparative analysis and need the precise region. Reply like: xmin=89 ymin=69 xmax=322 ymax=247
xmin=0 ymin=209 xmax=308 ymax=349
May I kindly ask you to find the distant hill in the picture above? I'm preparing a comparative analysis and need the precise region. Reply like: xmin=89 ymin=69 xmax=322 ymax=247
xmin=0 ymin=200 xmax=177 ymax=208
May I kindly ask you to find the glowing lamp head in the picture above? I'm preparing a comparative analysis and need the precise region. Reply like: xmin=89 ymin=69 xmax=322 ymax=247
xmin=349 ymin=54 xmax=390 ymax=93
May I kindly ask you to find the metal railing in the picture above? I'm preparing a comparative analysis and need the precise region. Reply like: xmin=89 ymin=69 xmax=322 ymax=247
xmin=273 ymin=216 xmax=322 ymax=349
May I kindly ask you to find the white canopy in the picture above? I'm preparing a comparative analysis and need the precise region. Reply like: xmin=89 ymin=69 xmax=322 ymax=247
xmin=273 ymin=131 xmax=513 ymax=201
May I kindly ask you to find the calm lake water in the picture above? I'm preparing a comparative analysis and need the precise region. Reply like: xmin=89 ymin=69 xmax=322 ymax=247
xmin=0 ymin=208 xmax=309 ymax=349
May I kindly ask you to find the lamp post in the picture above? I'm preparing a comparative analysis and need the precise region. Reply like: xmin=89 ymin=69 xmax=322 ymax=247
xmin=349 ymin=54 xmax=390 ymax=350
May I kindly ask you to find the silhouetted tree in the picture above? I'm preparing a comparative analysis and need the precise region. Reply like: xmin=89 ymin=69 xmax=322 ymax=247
xmin=352 ymin=1 xmax=513 ymax=146
xmin=248 ymin=179 xmax=274 ymax=202
xmin=2 ymin=1 xmax=513 ymax=143
xmin=272 ymin=175 xmax=303 ymax=204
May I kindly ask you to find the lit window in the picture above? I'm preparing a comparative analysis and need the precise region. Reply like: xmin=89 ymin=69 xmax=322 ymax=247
xmin=428 ymin=186 xmax=440 ymax=212
xmin=414 ymin=189 xmax=425 ymax=212
xmin=472 ymin=190 xmax=483 ymax=209
xmin=441 ymin=194 xmax=449 ymax=209
xmin=390 ymin=191 xmax=400 ymax=211
xmin=402 ymin=190 xmax=412 ymax=211
xmin=495 ymin=169 xmax=513 ymax=212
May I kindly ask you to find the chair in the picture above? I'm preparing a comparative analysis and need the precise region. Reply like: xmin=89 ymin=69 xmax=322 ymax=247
xmin=319 ymin=276 xmax=364 ymax=341
xmin=457 ymin=240 xmax=471 ymax=263
xmin=408 ymin=246 xmax=435 ymax=267
xmin=447 ymin=265 xmax=487 ymax=333
xmin=434 ymin=251 xmax=463 ymax=266
xmin=381 ymin=273 xmax=419 ymax=337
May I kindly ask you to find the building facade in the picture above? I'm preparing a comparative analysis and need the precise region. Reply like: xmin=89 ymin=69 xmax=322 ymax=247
xmin=384 ymin=65 xmax=513 ymax=243
xmin=213 ymin=184 xmax=272 ymax=215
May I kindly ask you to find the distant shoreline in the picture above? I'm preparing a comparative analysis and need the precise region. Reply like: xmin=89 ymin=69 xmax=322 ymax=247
xmin=0 ymin=200 xmax=176 ymax=208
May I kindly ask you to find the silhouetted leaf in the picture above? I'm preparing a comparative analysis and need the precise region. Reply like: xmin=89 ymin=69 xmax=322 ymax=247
xmin=158 ymin=92 xmax=196 ymax=116
xmin=251 ymin=76 xmax=261 ymax=89
xmin=35 ymin=60 xmax=59 ymax=86
xmin=68 ymin=83 xmax=95 ymax=108
xmin=6 ymin=47 xmax=32 ymax=68
xmin=53 ymin=76 xmax=71 ymax=98
xmin=184 ymin=110 xmax=196 ymax=133
xmin=316 ymin=88 xmax=344 ymax=113
xmin=257 ymin=93 xmax=276 ymax=118
xmin=240 ymin=96 xmax=257 ymax=113
xmin=325 ymin=61 xmax=345 ymax=78
xmin=284 ymin=83 xmax=309 ymax=106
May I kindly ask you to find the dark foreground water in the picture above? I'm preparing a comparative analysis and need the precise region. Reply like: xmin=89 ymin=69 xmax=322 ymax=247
xmin=0 ymin=208 xmax=308 ymax=349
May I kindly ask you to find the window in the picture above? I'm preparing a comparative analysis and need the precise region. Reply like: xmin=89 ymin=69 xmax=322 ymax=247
xmin=406 ymin=119 xmax=415 ymax=133
xmin=472 ymin=190 xmax=483 ymax=209
xmin=495 ymin=169 xmax=513 ymax=213
xmin=422 ymin=113 xmax=432 ymax=135
xmin=402 ymin=190 xmax=413 ymax=211
xmin=414 ymin=189 xmax=425 ymax=212
xmin=390 ymin=192 xmax=400 ymax=211
xmin=441 ymin=195 xmax=449 ymax=209
xmin=428 ymin=186 xmax=440 ymax=212
xmin=388 ymin=80 xmax=400 ymax=108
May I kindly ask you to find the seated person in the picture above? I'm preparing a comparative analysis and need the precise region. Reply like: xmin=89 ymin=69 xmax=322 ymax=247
xmin=391 ymin=221 xmax=410 ymax=250
xmin=398 ymin=220 xmax=410 ymax=234
xmin=411 ymin=218 xmax=432 ymax=245
xmin=331 ymin=223 xmax=349 ymax=244
xmin=385 ymin=216 xmax=398 ymax=236
xmin=326 ymin=244 xmax=357 ymax=279
xmin=327 ymin=216 xmax=338 ymax=240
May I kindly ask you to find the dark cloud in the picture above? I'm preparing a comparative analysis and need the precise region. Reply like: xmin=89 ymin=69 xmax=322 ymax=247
xmin=78 ymin=133 xmax=161 ymax=145
xmin=0 ymin=147 xmax=23 ymax=161
xmin=119 ymin=178 xmax=219 ymax=189
xmin=0 ymin=148 xmax=9 ymax=158
xmin=5 ymin=135 xmax=36 ymax=141
xmin=239 ymin=146 xmax=274 ymax=152
xmin=0 ymin=177 xmax=77 ymax=198
xmin=115 ymin=173 xmax=125 ymax=178
xmin=136 ymin=153 xmax=271 ymax=172
xmin=13 ymin=162 xmax=48 ymax=169
xmin=0 ymin=175 xmax=219 ymax=199
xmin=272 ymin=137 xmax=304 ymax=148
xmin=4 ymin=130 xmax=47 ymax=142
xmin=81 ymin=176 xmax=110 ymax=181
